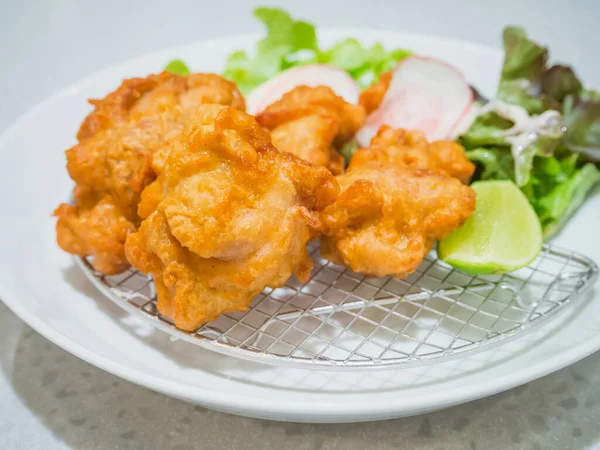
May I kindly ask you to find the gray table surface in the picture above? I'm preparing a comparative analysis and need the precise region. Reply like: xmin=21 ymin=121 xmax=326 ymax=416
xmin=2 ymin=1 xmax=600 ymax=448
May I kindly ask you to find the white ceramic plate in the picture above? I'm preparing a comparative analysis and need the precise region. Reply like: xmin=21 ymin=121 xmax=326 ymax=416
xmin=1 ymin=30 xmax=599 ymax=423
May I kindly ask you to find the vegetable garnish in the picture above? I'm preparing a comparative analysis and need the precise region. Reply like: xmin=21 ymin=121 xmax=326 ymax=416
xmin=245 ymin=64 xmax=360 ymax=114
xmin=222 ymin=7 xmax=412 ymax=94
xmin=164 ymin=59 xmax=190 ymax=76
xmin=463 ymin=101 xmax=564 ymax=186
xmin=439 ymin=180 xmax=542 ymax=274
xmin=460 ymin=27 xmax=600 ymax=238
xmin=355 ymin=56 xmax=473 ymax=146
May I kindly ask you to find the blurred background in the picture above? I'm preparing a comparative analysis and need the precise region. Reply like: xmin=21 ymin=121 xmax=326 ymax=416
xmin=2 ymin=0 xmax=599 ymax=132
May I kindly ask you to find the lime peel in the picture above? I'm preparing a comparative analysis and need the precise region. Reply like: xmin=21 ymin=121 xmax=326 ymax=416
xmin=438 ymin=180 xmax=542 ymax=274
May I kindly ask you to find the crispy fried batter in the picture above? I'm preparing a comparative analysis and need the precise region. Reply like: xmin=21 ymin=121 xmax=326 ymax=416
xmin=358 ymin=71 xmax=392 ymax=115
xmin=256 ymin=86 xmax=365 ymax=174
xmin=352 ymin=126 xmax=475 ymax=184
xmin=55 ymin=197 xmax=137 ymax=274
xmin=54 ymin=72 xmax=245 ymax=274
xmin=321 ymin=129 xmax=476 ymax=278
xmin=125 ymin=106 xmax=339 ymax=330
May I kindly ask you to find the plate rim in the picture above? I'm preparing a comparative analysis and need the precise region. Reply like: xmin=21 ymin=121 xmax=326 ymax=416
xmin=4 ymin=281 xmax=599 ymax=421
xmin=1 ymin=29 xmax=599 ymax=422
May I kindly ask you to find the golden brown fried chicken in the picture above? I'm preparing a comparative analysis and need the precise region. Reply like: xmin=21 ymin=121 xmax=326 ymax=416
xmin=359 ymin=71 xmax=392 ymax=115
xmin=125 ymin=105 xmax=339 ymax=331
xmin=256 ymin=86 xmax=365 ymax=174
xmin=320 ymin=129 xmax=476 ymax=278
xmin=54 ymin=72 xmax=245 ymax=274
xmin=55 ymin=197 xmax=137 ymax=274
xmin=355 ymin=126 xmax=476 ymax=184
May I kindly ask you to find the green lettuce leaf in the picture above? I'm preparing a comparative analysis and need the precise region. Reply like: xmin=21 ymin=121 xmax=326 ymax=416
xmin=520 ymin=152 xmax=600 ymax=237
xmin=497 ymin=80 xmax=545 ymax=114
xmin=562 ymin=90 xmax=600 ymax=149
xmin=222 ymin=7 xmax=412 ymax=94
xmin=468 ymin=145 xmax=600 ymax=237
xmin=461 ymin=107 xmax=563 ymax=186
xmin=459 ymin=112 xmax=513 ymax=148
xmin=448 ymin=25 xmax=600 ymax=237
xmin=534 ymin=162 xmax=600 ymax=238
xmin=222 ymin=50 xmax=280 ymax=94
xmin=497 ymin=27 xmax=548 ymax=114
xmin=541 ymin=65 xmax=582 ymax=103
xmin=223 ymin=8 xmax=318 ymax=94
xmin=466 ymin=148 xmax=514 ymax=180
xmin=254 ymin=7 xmax=318 ymax=51
xmin=340 ymin=139 xmax=361 ymax=165
xmin=164 ymin=59 xmax=190 ymax=76
xmin=501 ymin=27 xmax=548 ymax=80
xmin=497 ymin=27 xmax=589 ymax=117
xmin=320 ymin=38 xmax=367 ymax=72
xmin=319 ymin=39 xmax=412 ymax=88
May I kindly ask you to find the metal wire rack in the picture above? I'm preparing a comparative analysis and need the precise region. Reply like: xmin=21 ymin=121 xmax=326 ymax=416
xmin=77 ymin=241 xmax=598 ymax=370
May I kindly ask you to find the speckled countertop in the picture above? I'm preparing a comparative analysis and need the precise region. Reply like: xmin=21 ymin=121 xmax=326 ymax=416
xmin=3 ymin=1 xmax=600 ymax=449
xmin=2 ymin=301 xmax=600 ymax=450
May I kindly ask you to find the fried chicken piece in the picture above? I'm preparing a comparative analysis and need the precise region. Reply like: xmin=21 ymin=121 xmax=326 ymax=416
xmin=54 ymin=72 xmax=245 ymax=274
xmin=256 ymin=86 xmax=365 ymax=174
xmin=320 ymin=130 xmax=476 ymax=278
xmin=55 ymin=197 xmax=137 ymax=274
xmin=77 ymin=73 xmax=245 ymax=141
xmin=354 ymin=126 xmax=476 ymax=184
xmin=359 ymin=71 xmax=392 ymax=115
xmin=125 ymin=105 xmax=339 ymax=330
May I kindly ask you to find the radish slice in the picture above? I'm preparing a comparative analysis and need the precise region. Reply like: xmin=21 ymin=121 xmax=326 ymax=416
xmin=449 ymin=103 xmax=480 ymax=140
xmin=356 ymin=56 xmax=473 ymax=146
xmin=247 ymin=64 xmax=361 ymax=115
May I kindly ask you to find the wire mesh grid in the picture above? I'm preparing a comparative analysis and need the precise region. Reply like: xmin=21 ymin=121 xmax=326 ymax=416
xmin=77 ymin=241 xmax=598 ymax=370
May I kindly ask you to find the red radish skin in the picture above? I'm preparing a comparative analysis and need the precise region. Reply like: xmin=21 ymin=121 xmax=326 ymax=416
xmin=246 ymin=64 xmax=361 ymax=115
xmin=356 ymin=56 xmax=473 ymax=146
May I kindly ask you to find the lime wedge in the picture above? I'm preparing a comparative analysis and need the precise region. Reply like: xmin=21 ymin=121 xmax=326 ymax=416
xmin=438 ymin=180 xmax=542 ymax=274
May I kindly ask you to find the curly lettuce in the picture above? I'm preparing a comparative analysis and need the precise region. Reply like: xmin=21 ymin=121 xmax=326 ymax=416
xmin=526 ymin=156 xmax=600 ymax=238
xmin=462 ymin=26 xmax=600 ymax=237
xmin=469 ymin=147 xmax=600 ymax=237
xmin=497 ymin=27 xmax=548 ymax=114
xmin=562 ymin=90 xmax=600 ymax=150
xmin=466 ymin=148 xmax=514 ymax=180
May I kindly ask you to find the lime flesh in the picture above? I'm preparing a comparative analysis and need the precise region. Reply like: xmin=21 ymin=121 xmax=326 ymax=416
xmin=438 ymin=180 xmax=542 ymax=274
